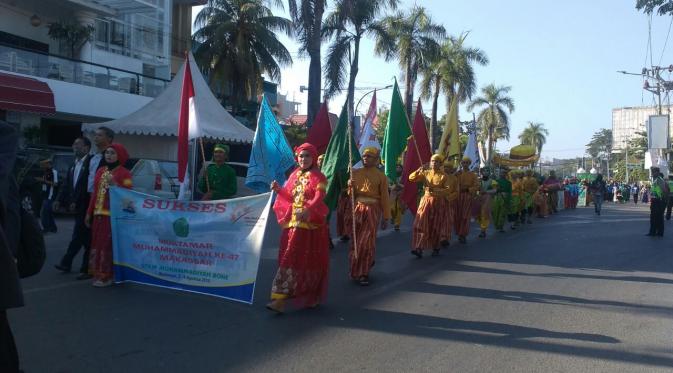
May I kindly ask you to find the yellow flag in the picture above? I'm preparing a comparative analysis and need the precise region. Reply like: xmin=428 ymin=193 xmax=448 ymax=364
xmin=438 ymin=92 xmax=461 ymax=159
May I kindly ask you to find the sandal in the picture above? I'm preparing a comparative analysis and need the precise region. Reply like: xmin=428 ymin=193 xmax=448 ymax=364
xmin=359 ymin=276 xmax=370 ymax=286
xmin=266 ymin=301 xmax=284 ymax=314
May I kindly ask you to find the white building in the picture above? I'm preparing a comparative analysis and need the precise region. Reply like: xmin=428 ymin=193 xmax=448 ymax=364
xmin=0 ymin=0 xmax=201 ymax=147
xmin=612 ymin=105 xmax=673 ymax=150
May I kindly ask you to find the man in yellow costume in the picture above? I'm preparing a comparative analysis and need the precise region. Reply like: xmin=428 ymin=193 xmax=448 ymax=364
xmin=348 ymin=147 xmax=390 ymax=286
xmin=454 ymin=156 xmax=479 ymax=243
xmin=521 ymin=169 xmax=539 ymax=224
xmin=409 ymin=154 xmax=458 ymax=257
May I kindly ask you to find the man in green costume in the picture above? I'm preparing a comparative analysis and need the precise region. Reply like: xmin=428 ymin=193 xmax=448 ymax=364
xmin=198 ymin=144 xmax=237 ymax=200
xmin=492 ymin=169 xmax=512 ymax=233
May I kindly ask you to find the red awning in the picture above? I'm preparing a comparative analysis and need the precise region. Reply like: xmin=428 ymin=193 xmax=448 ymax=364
xmin=0 ymin=72 xmax=55 ymax=115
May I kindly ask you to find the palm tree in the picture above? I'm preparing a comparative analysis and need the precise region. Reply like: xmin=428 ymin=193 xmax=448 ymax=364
xmin=288 ymin=0 xmax=327 ymax=127
xmin=323 ymin=0 xmax=398 ymax=119
xmin=193 ymin=0 xmax=292 ymax=114
xmin=518 ymin=121 xmax=549 ymax=156
xmin=467 ymin=84 xmax=515 ymax=165
xmin=419 ymin=32 xmax=488 ymax=149
xmin=376 ymin=6 xmax=445 ymax=116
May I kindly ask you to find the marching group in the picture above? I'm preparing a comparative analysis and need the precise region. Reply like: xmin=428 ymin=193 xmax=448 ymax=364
xmin=264 ymin=144 xmax=580 ymax=314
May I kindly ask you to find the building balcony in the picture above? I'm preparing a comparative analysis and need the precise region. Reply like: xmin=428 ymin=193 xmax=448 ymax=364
xmin=0 ymin=42 xmax=169 ymax=98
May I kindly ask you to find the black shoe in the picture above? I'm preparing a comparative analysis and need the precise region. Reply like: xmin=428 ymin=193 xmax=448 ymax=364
xmin=458 ymin=236 xmax=467 ymax=244
xmin=358 ymin=276 xmax=370 ymax=286
xmin=54 ymin=264 xmax=71 ymax=273
xmin=431 ymin=249 xmax=440 ymax=257
xmin=339 ymin=235 xmax=350 ymax=242
xmin=76 ymin=273 xmax=93 ymax=280
xmin=478 ymin=231 xmax=486 ymax=238
xmin=440 ymin=240 xmax=450 ymax=247
xmin=411 ymin=249 xmax=422 ymax=258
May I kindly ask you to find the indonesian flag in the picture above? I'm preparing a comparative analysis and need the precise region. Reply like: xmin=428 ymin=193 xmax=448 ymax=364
xmin=177 ymin=55 xmax=199 ymax=199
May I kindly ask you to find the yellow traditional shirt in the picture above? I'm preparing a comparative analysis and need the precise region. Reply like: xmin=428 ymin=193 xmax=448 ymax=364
xmin=511 ymin=179 xmax=524 ymax=197
xmin=351 ymin=167 xmax=392 ymax=220
xmin=522 ymin=176 xmax=539 ymax=194
xmin=456 ymin=170 xmax=479 ymax=195
xmin=409 ymin=168 xmax=459 ymax=202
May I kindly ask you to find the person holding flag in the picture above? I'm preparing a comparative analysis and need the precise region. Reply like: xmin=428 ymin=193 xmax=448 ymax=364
xmin=198 ymin=144 xmax=237 ymax=200
xmin=347 ymin=147 xmax=390 ymax=286
xmin=409 ymin=154 xmax=456 ymax=257
xmin=267 ymin=143 xmax=329 ymax=314
xmin=454 ymin=156 xmax=479 ymax=243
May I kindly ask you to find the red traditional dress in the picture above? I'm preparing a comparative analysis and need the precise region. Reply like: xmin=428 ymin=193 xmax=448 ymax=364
xmin=454 ymin=169 xmax=479 ymax=238
xmin=87 ymin=143 xmax=132 ymax=283
xmin=271 ymin=152 xmax=329 ymax=308
xmin=409 ymin=167 xmax=457 ymax=251
xmin=349 ymin=166 xmax=391 ymax=280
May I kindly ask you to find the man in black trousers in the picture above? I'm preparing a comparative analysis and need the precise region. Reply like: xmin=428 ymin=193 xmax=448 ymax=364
xmin=0 ymin=121 xmax=24 ymax=373
xmin=54 ymin=136 xmax=93 ymax=280
xmin=647 ymin=167 xmax=669 ymax=237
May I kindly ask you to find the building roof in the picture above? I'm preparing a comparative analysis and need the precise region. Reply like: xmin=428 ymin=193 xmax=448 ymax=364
xmin=83 ymin=53 xmax=254 ymax=143
xmin=287 ymin=112 xmax=339 ymax=129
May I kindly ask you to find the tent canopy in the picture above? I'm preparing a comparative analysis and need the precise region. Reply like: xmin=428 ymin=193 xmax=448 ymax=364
xmin=83 ymin=53 xmax=254 ymax=145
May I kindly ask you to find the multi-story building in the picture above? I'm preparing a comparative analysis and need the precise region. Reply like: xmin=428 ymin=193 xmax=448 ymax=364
xmin=612 ymin=105 xmax=673 ymax=150
xmin=0 ymin=0 xmax=202 ymax=147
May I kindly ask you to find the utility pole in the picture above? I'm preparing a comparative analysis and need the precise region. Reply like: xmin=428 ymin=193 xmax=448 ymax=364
xmin=625 ymin=145 xmax=629 ymax=183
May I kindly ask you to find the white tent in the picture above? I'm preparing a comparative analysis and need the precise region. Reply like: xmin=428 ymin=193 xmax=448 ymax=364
xmin=82 ymin=53 xmax=254 ymax=161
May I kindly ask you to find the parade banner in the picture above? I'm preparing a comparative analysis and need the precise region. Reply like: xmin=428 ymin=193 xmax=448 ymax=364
xmin=109 ymin=187 xmax=272 ymax=304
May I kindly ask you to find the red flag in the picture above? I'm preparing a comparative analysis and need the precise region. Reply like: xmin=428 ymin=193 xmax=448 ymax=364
xmin=177 ymin=56 xmax=195 ymax=183
xmin=306 ymin=102 xmax=332 ymax=154
xmin=400 ymin=101 xmax=432 ymax=215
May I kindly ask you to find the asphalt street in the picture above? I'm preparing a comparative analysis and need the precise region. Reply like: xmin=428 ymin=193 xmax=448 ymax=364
xmin=9 ymin=201 xmax=673 ymax=373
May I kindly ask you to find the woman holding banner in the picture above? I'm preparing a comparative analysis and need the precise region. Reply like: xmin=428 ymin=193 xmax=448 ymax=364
xmin=268 ymin=143 xmax=329 ymax=314
xmin=85 ymin=143 xmax=133 ymax=288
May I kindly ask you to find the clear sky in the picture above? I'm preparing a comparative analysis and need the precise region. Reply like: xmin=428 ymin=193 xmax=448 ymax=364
xmin=193 ymin=1 xmax=673 ymax=159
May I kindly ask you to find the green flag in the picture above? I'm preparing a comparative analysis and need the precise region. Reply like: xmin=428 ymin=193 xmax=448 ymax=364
xmin=382 ymin=80 xmax=412 ymax=181
xmin=322 ymin=103 xmax=361 ymax=211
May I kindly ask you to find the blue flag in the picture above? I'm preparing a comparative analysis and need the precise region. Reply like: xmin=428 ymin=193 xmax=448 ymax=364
xmin=245 ymin=96 xmax=296 ymax=193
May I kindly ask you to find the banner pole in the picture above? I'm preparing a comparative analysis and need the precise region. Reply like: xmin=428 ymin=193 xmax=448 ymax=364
xmin=347 ymin=118 xmax=359 ymax=260
xmin=199 ymin=137 xmax=211 ymax=193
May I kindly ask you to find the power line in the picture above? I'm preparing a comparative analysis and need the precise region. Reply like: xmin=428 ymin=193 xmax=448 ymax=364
xmin=659 ymin=14 xmax=673 ymax=66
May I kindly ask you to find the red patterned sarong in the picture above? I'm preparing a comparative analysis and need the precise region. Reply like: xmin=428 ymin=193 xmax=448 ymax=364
xmin=440 ymin=200 xmax=455 ymax=242
xmin=413 ymin=195 xmax=449 ymax=250
xmin=349 ymin=202 xmax=381 ymax=279
xmin=271 ymin=226 xmax=329 ymax=308
xmin=336 ymin=194 xmax=352 ymax=237
xmin=90 ymin=215 xmax=113 ymax=281
xmin=454 ymin=192 xmax=473 ymax=236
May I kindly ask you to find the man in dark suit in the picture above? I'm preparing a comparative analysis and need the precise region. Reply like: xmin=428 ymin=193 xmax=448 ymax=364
xmin=0 ymin=121 xmax=24 ymax=372
xmin=54 ymin=137 xmax=94 ymax=279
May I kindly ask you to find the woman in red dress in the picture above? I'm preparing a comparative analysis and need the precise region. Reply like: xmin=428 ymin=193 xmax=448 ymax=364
xmin=267 ymin=143 xmax=329 ymax=313
xmin=85 ymin=143 xmax=133 ymax=287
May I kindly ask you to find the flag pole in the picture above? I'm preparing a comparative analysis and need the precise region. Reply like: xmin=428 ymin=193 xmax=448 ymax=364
xmin=199 ymin=137 xmax=211 ymax=193
xmin=405 ymin=99 xmax=424 ymax=163
xmin=347 ymin=117 xmax=359 ymax=260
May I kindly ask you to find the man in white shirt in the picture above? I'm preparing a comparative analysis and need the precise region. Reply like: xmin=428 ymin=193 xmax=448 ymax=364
xmin=88 ymin=126 xmax=114 ymax=193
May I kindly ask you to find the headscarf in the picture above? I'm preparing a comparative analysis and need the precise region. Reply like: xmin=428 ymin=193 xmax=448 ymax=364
xmin=431 ymin=154 xmax=444 ymax=162
xmin=362 ymin=147 xmax=380 ymax=157
xmin=295 ymin=143 xmax=318 ymax=167
xmin=106 ymin=143 xmax=130 ymax=168
xmin=214 ymin=144 xmax=230 ymax=153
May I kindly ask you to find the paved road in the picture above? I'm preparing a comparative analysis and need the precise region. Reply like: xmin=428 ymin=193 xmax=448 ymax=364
xmin=9 ymin=202 xmax=673 ymax=372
